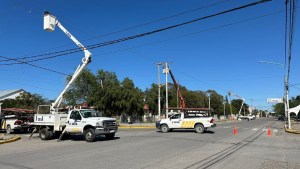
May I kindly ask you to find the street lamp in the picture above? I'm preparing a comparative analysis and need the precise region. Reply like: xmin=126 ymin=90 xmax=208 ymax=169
xmin=155 ymin=62 xmax=162 ymax=120
xmin=258 ymin=60 xmax=291 ymax=129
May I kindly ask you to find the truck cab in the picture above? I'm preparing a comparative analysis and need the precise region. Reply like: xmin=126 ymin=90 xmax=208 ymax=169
xmin=65 ymin=109 xmax=117 ymax=141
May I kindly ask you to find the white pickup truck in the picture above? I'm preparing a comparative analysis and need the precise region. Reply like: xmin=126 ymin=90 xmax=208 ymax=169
xmin=156 ymin=112 xmax=216 ymax=133
xmin=32 ymin=108 xmax=118 ymax=142
xmin=237 ymin=115 xmax=256 ymax=121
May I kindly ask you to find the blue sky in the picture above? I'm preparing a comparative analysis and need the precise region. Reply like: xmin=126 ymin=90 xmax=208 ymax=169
xmin=0 ymin=0 xmax=299 ymax=111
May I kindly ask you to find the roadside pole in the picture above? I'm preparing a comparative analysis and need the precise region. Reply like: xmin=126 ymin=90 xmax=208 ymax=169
xmin=223 ymin=100 xmax=226 ymax=120
xmin=156 ymin=62 xmax=162 ymax=120
xmin=163 ymin=63 xmax=169 ymax=118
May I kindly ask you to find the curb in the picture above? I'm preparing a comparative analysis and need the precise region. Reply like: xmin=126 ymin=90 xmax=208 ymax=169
xmin=0 ymin=135 xmax=21 ymax=144
xmin=285 ymin=127 xmax=300 ymax=134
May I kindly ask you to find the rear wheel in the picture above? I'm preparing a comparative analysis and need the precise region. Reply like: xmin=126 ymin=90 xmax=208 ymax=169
xmin=195 ymin=124 xmax=204 ymax=134
xmin=105 ymin=133 xmax=115 ymax=140
xmin=39 ymin=128 xmax=50 ymax=140
xmin=84 ymin=128 xmax=96 ymax=142
xmin=160 ymin=124 xmax=169 ymax=133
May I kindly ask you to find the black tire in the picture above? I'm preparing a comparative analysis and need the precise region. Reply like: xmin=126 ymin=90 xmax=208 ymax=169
xmin=160 ymin=124 xmax=169 ymax=133
xmin=195 ymin=124 xmax=205 ymax=134
xmin=105 ymin=133 xmax=115 ymax=140
xmin=48 ymin=130 xmax=54 ymax=139
xmin=6 ymin=125 xmax=12 ymax=134
xmin=39 ymin=128 xmax=50 ymax=140
xmin=84 ymin=128 xmax=96 ymax=142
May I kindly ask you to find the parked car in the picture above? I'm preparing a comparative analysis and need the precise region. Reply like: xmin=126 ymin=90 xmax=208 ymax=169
xmin=0 ymin=108 xmax=34 ymax=134
xmin=278 ymin=115 xmax=285 ymax=121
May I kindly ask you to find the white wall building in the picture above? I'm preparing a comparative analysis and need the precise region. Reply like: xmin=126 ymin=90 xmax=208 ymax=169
xmin=0 ymin=89 xmax=25 ymax=101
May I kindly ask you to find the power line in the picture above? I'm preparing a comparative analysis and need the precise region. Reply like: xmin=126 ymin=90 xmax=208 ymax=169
xmin=0 ymin=0 xmax=231 ymax=63
xmin=1 ymin=0 xmax=271 ymax=67
xmin=0 ymin=55 xmax=67 ymax=76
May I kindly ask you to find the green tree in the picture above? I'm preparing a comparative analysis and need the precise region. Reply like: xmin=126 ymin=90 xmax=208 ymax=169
xmin=119 ymin=78 xmax=144 ymax=120
xmin=89 ymin=70 xmax=121 ymax=116
xmin=64 ymin=69 xmax=97 ymax=106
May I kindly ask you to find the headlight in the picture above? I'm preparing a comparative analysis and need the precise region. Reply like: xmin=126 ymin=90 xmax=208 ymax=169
xmin=96 ymin=122 xmax=101 ymax=126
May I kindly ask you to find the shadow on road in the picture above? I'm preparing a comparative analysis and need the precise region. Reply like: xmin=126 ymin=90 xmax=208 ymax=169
xmin=68 ymin=135 xmax=121 ymax=142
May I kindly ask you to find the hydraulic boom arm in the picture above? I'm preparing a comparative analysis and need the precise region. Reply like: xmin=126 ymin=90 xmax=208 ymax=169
xmin=44 ymin=11 xmax=92 ymax=113
xmin=228 ymin=91 xmax=244 ymax=115
xmin=168 ymin=67 xmax=186 ymax=108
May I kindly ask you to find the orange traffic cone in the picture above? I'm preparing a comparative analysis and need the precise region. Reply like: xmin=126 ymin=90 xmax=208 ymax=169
xmin=233 ymin=125 xmax=238 ymax=135
xmin=267 ymin=126 xmax=272 ymax=136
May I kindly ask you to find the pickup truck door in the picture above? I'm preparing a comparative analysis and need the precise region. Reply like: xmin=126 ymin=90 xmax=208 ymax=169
xmin=169 ymin=114 xmax=182 ymax=128
xmin=65 ymin=111 xmax=82 ymax=133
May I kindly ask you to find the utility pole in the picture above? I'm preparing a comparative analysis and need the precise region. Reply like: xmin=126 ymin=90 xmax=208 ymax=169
xmin=206 ymin=92 xmax=212 ymax=110
xmin=163 ymin=63 xmax=169 ymax=118
xmin=228 ymin=94 xmax=233 ymax=116
xmin=155 ymin=62 xmax=162 ymax=120
xmin=223 ymin=99 xmax=226 ymax=120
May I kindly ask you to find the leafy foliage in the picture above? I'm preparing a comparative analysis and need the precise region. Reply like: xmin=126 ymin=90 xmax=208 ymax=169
xmin=64 ymin=69 xmax=145 ymax=117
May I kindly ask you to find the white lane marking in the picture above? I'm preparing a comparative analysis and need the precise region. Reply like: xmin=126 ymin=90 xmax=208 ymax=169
xmin=273 ymin=129 xmax=278 ymax=132
xmin=252 ymin=128 xmax=258 ymax=131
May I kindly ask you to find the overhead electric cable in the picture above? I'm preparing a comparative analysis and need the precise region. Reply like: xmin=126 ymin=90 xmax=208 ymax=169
xmin=1 ymin=0 xmax=271 ymax=66
xmin=0 ymin=55 xmax=67 ymax=76
xmin=0 ymin=0 xmax=231 ymax=63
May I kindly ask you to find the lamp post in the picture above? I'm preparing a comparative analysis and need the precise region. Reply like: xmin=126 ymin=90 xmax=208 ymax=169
xmin=258 ymin=60 xmax=290 ymax=129
xmin=155 ymin=62 xmax=162 ymax=120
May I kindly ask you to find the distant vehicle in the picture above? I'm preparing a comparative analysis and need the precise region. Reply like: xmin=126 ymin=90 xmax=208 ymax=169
xmin=156 ymin=108 xmax=216 ymax=133
xmin=238 ymin=115 xmax=255 ymax=121
xmin=278 ymin=115 xmax=285 ymax=121
xmin=0 ymin=108 xmax=34 ymax=134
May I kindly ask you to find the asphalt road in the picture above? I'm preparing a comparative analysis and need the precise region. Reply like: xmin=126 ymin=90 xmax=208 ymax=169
xmin=0 ymin=118 xmax=299 ymax=169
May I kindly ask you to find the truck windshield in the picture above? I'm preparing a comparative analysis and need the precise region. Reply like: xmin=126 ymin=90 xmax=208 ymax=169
xmin=80 ymin=110 xmax=102 ymax=118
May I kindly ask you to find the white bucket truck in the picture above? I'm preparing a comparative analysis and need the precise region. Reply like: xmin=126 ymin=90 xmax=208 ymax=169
xmin=30 ymin=11 xmax=117 ymax=142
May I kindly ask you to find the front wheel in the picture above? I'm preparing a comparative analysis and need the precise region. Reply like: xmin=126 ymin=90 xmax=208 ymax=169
xmin=84 ymin=128 xmax=96 ymax=142
xmin=195 ymin=124 xmax=204 ymax=134
xmin=105 ymin=133 xmax=115 ymax=140
xmin=160 ymin=124 xmax=169 ymax=133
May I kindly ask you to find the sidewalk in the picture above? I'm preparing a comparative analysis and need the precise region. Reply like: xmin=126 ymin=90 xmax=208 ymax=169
xmin=285 ymin=121 xmax=300 ymax=134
